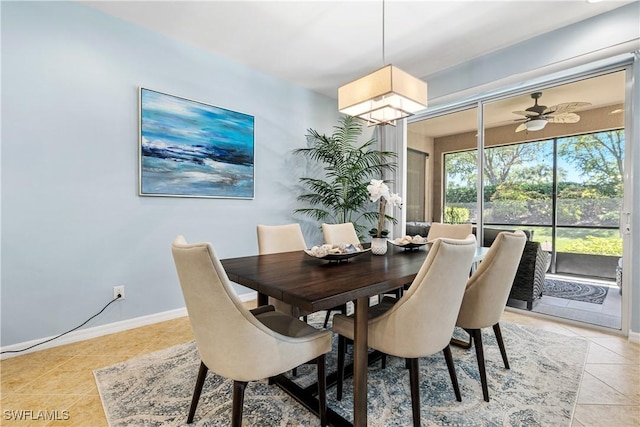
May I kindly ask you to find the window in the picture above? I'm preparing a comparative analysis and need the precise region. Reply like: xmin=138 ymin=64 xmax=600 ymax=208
xmin=443 ymin=129 xmax=624 ymax=257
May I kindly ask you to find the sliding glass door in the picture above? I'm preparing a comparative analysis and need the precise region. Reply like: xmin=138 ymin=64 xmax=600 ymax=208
xmin=407 ymin=70 xmax=627 ymax=329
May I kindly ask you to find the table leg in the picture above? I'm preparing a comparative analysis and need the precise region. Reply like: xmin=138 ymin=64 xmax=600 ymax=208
xmin=353 ymin=297 xmax=369 ymax=427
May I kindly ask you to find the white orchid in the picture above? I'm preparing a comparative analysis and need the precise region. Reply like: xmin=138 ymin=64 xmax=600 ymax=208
xmin=368 ymin=179 xmax=403 ymax=238
xmin=367 ymin=179 xmax=389 ymax=203
xmin=388 ymin=192 xmax=403 ymax=207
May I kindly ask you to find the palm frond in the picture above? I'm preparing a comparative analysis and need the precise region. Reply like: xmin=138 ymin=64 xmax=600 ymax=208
xmin=292 ymin=117 xmax=398 ymax=233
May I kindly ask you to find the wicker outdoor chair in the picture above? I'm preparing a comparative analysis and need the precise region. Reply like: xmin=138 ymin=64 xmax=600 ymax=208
xmin=508 ymin=241 xmax=549 ymax=310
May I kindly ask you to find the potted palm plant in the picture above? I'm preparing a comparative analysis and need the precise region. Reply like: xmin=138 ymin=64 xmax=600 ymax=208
xmin=293 ymin=116 xmax=397 ymax=239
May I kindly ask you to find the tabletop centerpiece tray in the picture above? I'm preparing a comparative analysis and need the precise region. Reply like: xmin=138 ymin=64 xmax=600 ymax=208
xmin=304 ymin=243 xmax=369 ymax=262
xmin=389 ymin=235 xmax=430 ymax=251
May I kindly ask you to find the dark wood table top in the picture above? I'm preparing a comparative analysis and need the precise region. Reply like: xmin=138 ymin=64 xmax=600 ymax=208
xmin=221 ymin=248 xmax=429 ymax=312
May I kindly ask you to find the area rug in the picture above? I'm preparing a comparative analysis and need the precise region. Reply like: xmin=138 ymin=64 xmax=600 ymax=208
xmin=94 ymin=317 xmax=588 ymax=427
xmin=543 ymin=278 xmax=609 ymax=304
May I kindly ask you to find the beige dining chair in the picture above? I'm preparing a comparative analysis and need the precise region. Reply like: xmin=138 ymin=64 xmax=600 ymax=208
xmin=455 ymin=230 xmax=527 ymax=402
xmin=321 ymin=222 xmax=360 ymax=246
xmin=319 ymin=222 xmax=359 ymax=327
xmin=257 ymin=223 xmax=310 ymax=319
xmin=257 ymin=223 xmax=347 ymax=329
xmin=333 ymin=236 xmax=477 ymax=427
xmin=172 ymin=236 xmax=332 ymax=426
xmin=426 ymin=222 xmax=473 ymax=241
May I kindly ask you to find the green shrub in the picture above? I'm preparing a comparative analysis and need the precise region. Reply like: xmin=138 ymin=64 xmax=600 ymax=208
xmin=563 ymin=236 xmax=622 ymax=256
xmin=444 ymin=206 xmax=469 ymax=224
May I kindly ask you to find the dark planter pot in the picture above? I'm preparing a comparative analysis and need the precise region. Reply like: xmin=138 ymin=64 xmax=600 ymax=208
xmin=555 ymin=252 xmax=619 ymax=280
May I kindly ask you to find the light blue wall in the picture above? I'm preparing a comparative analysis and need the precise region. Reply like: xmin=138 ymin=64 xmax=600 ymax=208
xmin=1 ymin=1 xmax=338 ymax=347
xmin=419 ymin=2 xmax=640 ymax=336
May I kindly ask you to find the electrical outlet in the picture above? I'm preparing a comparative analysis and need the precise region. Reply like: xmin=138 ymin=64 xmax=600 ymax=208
xmin=113 ymin=285 xmax=125 ymax=300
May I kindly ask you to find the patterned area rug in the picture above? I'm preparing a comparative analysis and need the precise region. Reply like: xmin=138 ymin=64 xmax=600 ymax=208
xmin=94 ymin=316 xmax=588 ymax=427
xmin=543 ymin=278 xmax=609 ymax=304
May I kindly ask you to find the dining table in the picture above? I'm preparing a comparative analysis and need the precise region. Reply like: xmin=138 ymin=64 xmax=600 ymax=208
xmin=221 ymin=244 xmax=488 ymax=427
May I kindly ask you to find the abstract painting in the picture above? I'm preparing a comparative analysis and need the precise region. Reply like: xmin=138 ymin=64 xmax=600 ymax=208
xmin=139 ymin=88 xmax=254 ymax=199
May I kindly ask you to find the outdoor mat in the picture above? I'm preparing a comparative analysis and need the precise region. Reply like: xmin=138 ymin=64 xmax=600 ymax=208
xmin=543 ymin=278 xmax=609 ymax=304
xmin=94 ymin=314 xmax=588 ymax=426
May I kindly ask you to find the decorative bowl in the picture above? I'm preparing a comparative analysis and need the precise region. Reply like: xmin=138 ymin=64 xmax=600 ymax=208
xmin=304 ymin=243 xmax=369 ymax=262
xmin=390 ymin=236 xmax=430 ymax=251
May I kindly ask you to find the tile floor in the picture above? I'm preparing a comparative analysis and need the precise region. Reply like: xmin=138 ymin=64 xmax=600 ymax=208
xmin=1 ymin=303 xmax=638 ymax=426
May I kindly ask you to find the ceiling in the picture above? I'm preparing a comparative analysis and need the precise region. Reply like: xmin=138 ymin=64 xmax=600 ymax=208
xmin=83 ymin=0 xmax=633 ymax=100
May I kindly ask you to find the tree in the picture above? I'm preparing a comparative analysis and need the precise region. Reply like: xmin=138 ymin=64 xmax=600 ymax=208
xmin=558 ymin=130 xmax=624 ymax=191
xmin=445 ymin=141 xmax=554 ymax=188
xmin=293 ymin=116 xmax=397 ymax=237
xmin=444 ymin=150 xmax=477 ymax=188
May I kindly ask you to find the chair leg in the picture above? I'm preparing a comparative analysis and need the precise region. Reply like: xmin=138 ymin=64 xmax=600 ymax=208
xmin=317 ymin=354 xmax=327 ymax=427
xmin=407 ymin=358 xmax=421 ymax=427
xmin=231 ymin=380 xmax=248 ymax=427
xmin=323 ymin=310 xmax=331 ymax=328
xmin=442 ymin=345 xmax=462 ymax=402
xmin=493 ymin=323 xmax=510 ymax=369
xmin=471 ymin=329 xmax=490 ymax=402
xmin=381 ymin=353 xmax=387 ymax=369
xmin=336 ymin=335 xmax=346 ymax=401
xmin=187 ymin=361 xmax=208 ymax=424
xmin=323 ymin=303 xmax=350 ymax=328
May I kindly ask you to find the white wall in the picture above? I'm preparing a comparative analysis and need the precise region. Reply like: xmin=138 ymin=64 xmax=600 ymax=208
xmin=1 ymin=2 xmax=338 ymax=347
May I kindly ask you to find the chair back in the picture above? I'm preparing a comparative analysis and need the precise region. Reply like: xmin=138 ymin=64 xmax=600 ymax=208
xmin=321 ymin=222 xmax=360 ymax=246
xmin=257 ymin=223 xmax=307 ymax=254
xmin=172 ymin=236 xmax=301 ymax=381
xmin=368 ymin=236 xmax=477 ymax=358
xmin=427 ymin=222 xmax=473 ymax=241
xmin=257 ymin=224 xmax=309 ymax=316
xmin=457 ymin=231 xmax=527 ymax=329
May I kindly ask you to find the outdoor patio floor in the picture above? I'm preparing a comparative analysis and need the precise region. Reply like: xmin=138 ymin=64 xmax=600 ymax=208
xmin=508 ymin=274 xmax=622 ymax=330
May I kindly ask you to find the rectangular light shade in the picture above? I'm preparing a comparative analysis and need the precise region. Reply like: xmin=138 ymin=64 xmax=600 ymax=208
xmin=338 ymin=65 xmax=427 ymax=125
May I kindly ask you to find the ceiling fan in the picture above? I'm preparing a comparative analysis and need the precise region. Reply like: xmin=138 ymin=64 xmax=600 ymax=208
xmin=513 ymin=92 xmax=591 ymax=132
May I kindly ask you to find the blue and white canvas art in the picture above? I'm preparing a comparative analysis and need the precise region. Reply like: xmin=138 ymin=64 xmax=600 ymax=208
xmin=139 ymin=88 xmax=254 ymax=199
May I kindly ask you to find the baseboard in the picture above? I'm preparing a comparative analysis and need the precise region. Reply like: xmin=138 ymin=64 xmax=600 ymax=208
xmin=629 ymin=330 xmax=640 ymax=344
xmin=1 ymin=291 xmax=257 ymax=359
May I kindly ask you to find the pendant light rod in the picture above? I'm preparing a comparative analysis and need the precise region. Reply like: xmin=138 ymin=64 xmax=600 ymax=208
xmin=382 ymin=0 xmax=386 ymax=66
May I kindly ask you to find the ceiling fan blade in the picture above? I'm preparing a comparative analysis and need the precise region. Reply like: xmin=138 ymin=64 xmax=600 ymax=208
xmin=515 ymin=123 xmax=527 ymax=132
xmin=544 ymin=102 xmax=591 ymax=116
xmin=545 ymin=112 xmax=580 ymax=123
xmin=512 ymin=110 xmax=540 ymax=117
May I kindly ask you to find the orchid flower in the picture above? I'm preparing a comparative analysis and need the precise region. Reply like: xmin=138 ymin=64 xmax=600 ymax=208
xmin=368 ymin=179 xmax=403 ymax=238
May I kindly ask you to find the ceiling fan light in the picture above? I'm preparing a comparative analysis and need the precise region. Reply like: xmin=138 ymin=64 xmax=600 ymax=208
xmin=525 ymin=119 xmax=547 ymax=131
xmin=338 ymin=65 xmax=427 ymax=126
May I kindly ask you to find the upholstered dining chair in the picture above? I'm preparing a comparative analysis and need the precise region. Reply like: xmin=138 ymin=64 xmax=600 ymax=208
xmin=319 ymin=222 xmax=359 ymax=327
xmin=171 ymin=236 xmax=332 ymax=426
xmin=455 ymin=230 xmax=527 ymax=402
xmin=333 ymin=236 xmax=477 ymax=427
xmin=321 ymin=222 xmax=360 ymax=246
xmin=257 ymin=223 xmax=310 ymax=319
xmin=258 ymin=223 xmax=348 ymax=329
xmin=426 ymin=222 xmax=473 ymax=241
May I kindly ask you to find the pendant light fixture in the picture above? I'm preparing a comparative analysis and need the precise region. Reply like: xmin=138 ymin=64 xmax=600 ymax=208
xmin=338 ymin=0 xmax=427 ymax=126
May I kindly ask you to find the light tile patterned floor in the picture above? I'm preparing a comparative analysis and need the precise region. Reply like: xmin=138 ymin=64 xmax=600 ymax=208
xmin=1 ymin=304 xmax=638 ymax=426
